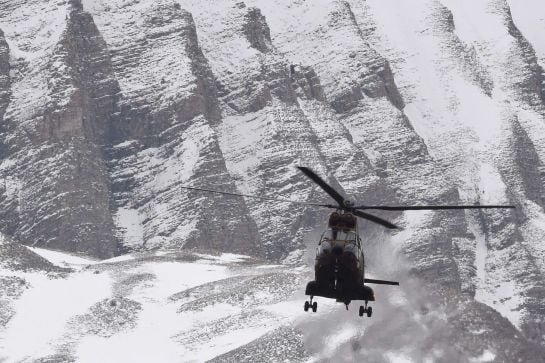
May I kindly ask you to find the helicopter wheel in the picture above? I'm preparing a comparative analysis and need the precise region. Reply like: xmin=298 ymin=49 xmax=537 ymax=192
xmin=359 ymin=306 xmax=365 ymax=317
xmin=312 ymin=301 xmax=317 ymax=312
xmin=366 ymin=306 xmax=373 ymax=317
xmin=304 ymin=301 xmax=310 ymax=312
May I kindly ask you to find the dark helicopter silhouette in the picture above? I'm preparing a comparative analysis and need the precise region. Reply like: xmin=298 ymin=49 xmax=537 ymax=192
xmin=179 ymin=166 xmax=515 ymax=318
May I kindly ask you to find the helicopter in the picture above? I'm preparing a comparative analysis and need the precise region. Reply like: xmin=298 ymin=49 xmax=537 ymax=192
xmin=179 ymin=166 xmax=515 ymax=318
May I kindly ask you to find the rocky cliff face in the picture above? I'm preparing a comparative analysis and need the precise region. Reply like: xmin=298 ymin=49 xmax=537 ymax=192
xmin=0 ymin=0 xmax=117 ymax=258
xmin=1 ymin=0 xmax=545 ymax=360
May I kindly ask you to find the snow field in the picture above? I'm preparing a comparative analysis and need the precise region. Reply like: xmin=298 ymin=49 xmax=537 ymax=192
xmin=0 ymin=248 xmax=312 ymax=362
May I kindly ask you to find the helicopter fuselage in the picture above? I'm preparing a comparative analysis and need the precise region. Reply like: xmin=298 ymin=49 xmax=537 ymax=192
xmin=305 ymin=212 xmax=375 ymax=307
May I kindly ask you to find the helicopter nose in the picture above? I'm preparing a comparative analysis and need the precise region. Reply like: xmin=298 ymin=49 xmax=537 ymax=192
xmin=332 ymin=245 xmax=343 ymax=256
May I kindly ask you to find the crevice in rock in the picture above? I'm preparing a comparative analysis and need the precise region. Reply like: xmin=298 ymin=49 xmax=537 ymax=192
xmin=0 ymin=28 xmax=10 ymax=131
xmin=500 ymin=0 xmax=545 ymax=107
xmin=338 ymin=1 xmax=405 ymax=111
xmin=0 ymin=28 xmax=16 ymax=235
xmin=179 ymin=10 xmax=222 ymax=124
xmin=498 ymin=115 xmax=545 ymax=209
xmin=430 ymin=1 xmax=494 ymax=96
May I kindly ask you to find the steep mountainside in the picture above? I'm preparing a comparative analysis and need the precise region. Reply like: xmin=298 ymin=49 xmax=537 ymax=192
xmin=1 ymin=0 xmax=545 ymax=361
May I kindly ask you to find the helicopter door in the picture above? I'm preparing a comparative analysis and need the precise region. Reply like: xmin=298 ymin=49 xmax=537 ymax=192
xmin=357 ymin=236 xmax=364 ymax=279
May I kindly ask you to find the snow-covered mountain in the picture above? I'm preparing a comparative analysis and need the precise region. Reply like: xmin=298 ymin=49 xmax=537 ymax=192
xmin=1 ymin=0 xmax=545 ymax=361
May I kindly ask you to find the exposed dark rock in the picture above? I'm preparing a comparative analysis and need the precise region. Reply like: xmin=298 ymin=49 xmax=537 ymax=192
xmin=177 ymin=272 xmax=303 ymax=312
xmin=0 ymin=28 xmax=9 ymax=127
xmin=327 ymin=2 xmax=404 ymax=112
xmin=68 ymin=296 xmax=142 ymax=337
xmin=0 ymin=28 xmax=15 ymax=232
xmin=207 ymin=326 xmax=309 ymax=363
xmin=34 ymin=355 xmax=76 ymax=363
xmin=242 ymin=7 xmax=273 ymax=53
xmin=447 ymin=298 xmax=545 ymax=363
xmin=0 ymin=275 xmax=27 ymax=326
xmin=499 ymin=116 xmax=545 ymax=208
xmin=429 ymin=1 xmax=494 ymax=96
xmin=0 ymin=235 xmax=64 ymax=272
xmin=502 ymin=1 xmax=545 ymax=107
xmin=291 ymin=66 xmax=327 ymax=102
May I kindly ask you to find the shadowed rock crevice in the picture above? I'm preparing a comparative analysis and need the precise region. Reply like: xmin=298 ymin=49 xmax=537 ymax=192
xmin=498 ymin=116 xmax=545 ymax=208
xmin=0 ymin=28 xmax=15 ymax=234
xmin=291 ymin=66 xmax=327 ymax=102
xmin=495 ymin=116 xmax=545 ymax=343
xmin=0 ymin=0 xmax=119 ymax=258
xmin=107 ymin=4 xmax=217 ymax=147
xmin=429 ymin=1 xmax=494 ymax=96
xmin=180 ymin=10 xmax=222 ymax=125
xmin=327 ymin=1 xmax=404 ymax=113
xmin=501 ymin=1 xmax=545 ymax=107
xmin=0 ymin=28 xmax=10 ymax=130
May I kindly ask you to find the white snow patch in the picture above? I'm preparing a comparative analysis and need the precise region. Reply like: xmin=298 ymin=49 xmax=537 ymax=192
xmin=0 ymin=271 xmax=112 ymax=361
xmin=27 ymin=246 xmax=98 ymax=267
xmin=101 ymin=254 xmax=136 ymax=264
xmin=256 ymin=264 xmax=282 ymax=269
xmin=194 ymin=252 xmax=251 ymax=264
xmin=142 ymin=261 xmax=228 ymax=299
xmin=112 ymin=140 xmax=138 ymax=149
xmin=262 ymin=298 xmax=311 ymax=322
xmin=29 ymin=245 xmax=136 ymax=267
xmin=478 ymin=164 xmax=508 ymax=205
xmin=324 ymin=325 xmax=360 ymax=356
xmin=115 ymin=207 xmax=145 ymax=247
xmin=477 ymin=275 xmax=523 ymax=329
xmin=403 ymin=210 xmax=433 ymax=227
xmin=75 ymin=260 xmax=234 ymax=362
xmin=386 ymin=352 xmax=414 ymax=363
xmin=469 ymin=349 xmax=496 ymax=363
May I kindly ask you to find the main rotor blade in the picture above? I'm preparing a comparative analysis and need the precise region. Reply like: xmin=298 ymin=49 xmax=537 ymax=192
xmin=297 ymin=166 xmax=345 ymax=206
xmin=364 ymin=278 xmax=400 ymax=286
xmin=354 ymin=205 xmax=516 ymax=211
xmin=351 ymin=209 xmax=399 ymax=229
xmin=178 ymin=185 xmax=334 ymax=208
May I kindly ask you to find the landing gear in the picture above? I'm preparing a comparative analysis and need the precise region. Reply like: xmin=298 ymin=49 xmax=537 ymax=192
xmin=359 ymin=301 xmax=372 ymax=318
xmin=304 ymin=296 xmax=318 ymax=313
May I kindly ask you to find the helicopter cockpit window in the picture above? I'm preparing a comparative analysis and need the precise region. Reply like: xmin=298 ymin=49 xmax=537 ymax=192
xmin=321 ymin=229 xmax=357 ymax=244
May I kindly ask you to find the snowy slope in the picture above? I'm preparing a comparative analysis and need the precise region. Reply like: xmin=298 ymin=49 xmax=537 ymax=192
xmin=0 ymin=248 xmax=311 ymax=362
xmin=1 ymin=245 xmax=543 ymax=362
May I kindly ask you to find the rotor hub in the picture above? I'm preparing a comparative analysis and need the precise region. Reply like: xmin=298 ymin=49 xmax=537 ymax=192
xmin=343 ymin=200 xmax=354 ymax=208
